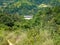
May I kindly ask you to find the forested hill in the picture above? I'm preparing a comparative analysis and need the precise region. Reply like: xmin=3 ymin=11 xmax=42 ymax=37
xmin=0 ymin=0 xmax=60 ymax=45
xmin=0 ymin=0 xmax=60 ymax=15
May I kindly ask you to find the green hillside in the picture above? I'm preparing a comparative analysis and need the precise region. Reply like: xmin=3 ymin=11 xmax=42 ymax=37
xmin=0 ymin=0 xmax=60 ymax=45
xmin=0 ymin=0 xmax=60 ymax=15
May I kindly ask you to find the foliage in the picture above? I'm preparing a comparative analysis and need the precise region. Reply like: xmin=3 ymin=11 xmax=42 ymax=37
xmin=0 ymin=2 xmax=60 ymax=45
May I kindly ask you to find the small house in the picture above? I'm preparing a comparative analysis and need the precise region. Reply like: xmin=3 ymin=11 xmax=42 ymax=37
xmin=24 ymin=15 xmax=33 ymax=20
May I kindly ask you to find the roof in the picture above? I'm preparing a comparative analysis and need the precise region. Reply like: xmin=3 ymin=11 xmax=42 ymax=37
xmin=24 ymin=15 xmax=33 ymax=20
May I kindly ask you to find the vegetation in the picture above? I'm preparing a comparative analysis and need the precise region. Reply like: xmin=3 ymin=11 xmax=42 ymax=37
xmin=0 ymin=0 xmax=60 ymax=45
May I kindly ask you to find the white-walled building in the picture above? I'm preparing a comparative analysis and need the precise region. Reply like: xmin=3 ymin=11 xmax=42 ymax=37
xmin=24 ymin=15 xmax=33 ymax=20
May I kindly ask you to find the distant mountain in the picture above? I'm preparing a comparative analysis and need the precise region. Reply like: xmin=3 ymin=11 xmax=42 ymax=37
xmin=0 ymin=0 xmax=60 ymax=15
